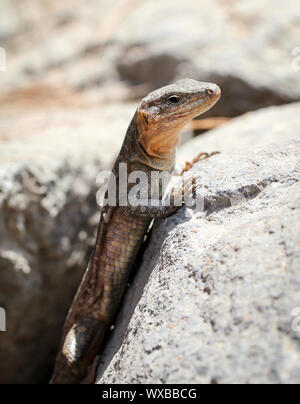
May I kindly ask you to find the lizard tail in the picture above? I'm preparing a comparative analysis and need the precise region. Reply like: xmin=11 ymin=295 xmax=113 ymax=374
xmin=50 ymin=315 xmax=108 ymax=384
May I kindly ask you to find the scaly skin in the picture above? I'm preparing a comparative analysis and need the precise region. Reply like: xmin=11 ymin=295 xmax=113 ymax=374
xmin=50 ymin=79 xmax=221 ymax=384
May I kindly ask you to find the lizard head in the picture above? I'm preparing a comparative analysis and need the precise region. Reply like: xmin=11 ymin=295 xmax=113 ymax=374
xmin=136 ymin=78 xmax=221 ymax=158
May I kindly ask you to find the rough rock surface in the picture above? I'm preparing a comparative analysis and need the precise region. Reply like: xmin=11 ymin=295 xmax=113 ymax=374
xmin=2 ymin=0 xmax=300 ymax=116
xmin=0 ymin=102 xmax=134 ymax=384
xmin=96 ymin=136 xmax=300 ymax=384
xmin=178 ymin=102 xmax=300 ymax=166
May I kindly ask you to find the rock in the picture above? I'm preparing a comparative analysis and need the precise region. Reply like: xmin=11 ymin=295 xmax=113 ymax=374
xmin=2 ymin=0 xmax=300 ymax=116
xmin=0 ymin=100 xmax=134 ymax=384
xmin=96 ymin=137 xmax=300 ymax=384
xmin=0 ymin=0 xmax=20 ymax=40
xmin=112 ymin=0 xmax=300 ymax=116
xmin=177 ymin=101 xmax=300 ymax=167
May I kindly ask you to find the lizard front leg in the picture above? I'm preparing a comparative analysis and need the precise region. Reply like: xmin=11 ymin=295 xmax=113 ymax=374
xmin=121 ymin=157 xmax=214 ymax=219
xmin=122 ymin=151 xmax=220 ymax=219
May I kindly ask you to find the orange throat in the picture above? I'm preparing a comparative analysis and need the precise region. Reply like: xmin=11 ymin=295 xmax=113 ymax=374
xmin=139 ymin=129 xmax=180 ymax=157
xmin=137 ymin=111 xmax=185 ymax=158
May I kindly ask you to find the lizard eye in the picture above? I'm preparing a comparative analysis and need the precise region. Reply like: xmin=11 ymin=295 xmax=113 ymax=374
xmin=167 ymin=95 xmax=182 ymax=105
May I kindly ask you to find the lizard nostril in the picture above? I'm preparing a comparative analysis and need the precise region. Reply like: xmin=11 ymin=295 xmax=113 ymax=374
xmin=208 ymin=89 xmax=214 ymax=95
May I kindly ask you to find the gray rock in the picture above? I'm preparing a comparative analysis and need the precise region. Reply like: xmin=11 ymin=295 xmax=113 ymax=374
xmin=2 ymin=0 xmax=300 ymax=116
xmin=97 ymin=138 xmax=300 ymax=384
xmin=0 ymin=0 xmax=20 ymax=40
xmin=112 ymin=0 xmax=300 ymax=115
xmin=177 ymin=102 xmax=300 ymax=167
xmin=0 ymin=102 xmax=133 ymax=384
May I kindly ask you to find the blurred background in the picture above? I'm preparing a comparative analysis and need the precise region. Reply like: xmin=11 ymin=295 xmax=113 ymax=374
xmin=0 ymin=0 xmax=299 ymax=384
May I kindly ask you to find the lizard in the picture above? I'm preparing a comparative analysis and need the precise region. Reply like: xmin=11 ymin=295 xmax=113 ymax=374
xmin=50 ymin=78 xmax=221 ymax=384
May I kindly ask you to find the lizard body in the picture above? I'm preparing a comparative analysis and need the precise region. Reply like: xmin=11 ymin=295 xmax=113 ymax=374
xmin=51 ymin=79 xmax=221 ymax=384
